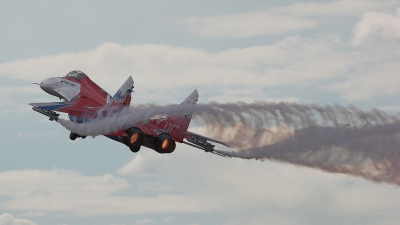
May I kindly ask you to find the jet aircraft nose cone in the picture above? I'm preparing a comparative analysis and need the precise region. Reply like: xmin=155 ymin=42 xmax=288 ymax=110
xmin=39 ymin=77 xmax=63 ymax=98
xmin=39 ymin=77 xmax=59 ymax=88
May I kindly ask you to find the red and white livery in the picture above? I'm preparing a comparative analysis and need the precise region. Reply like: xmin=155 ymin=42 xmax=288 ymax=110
xmin=30 ymin=71 xmax=230 ymax=157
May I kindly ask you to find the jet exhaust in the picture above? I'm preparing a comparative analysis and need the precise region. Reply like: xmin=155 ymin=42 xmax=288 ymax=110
xmin=58 ymin=102 xmax=400 ymax=185
xmin=130 ymin=133 xmax=142 ymax=145
xmin=156 ymin=133 xmax=176 ymax=153
xmin=125 ymin=127 xmax=144 ymax=146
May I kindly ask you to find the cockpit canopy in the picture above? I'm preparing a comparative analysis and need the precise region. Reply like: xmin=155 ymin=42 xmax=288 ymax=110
xmin=64 ymin=70 xmax=87 ymax=80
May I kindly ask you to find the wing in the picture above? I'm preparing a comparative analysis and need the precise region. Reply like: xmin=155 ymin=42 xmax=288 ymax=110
xmin=29 ymin=101 xmax=97 ymax=121
xmin=54 ymin=86 xmax=81 ymax=101
xmin=29 ymin=102 xmax=72 ymax=112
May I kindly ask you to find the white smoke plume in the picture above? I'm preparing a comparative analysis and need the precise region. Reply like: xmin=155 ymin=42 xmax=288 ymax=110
xmin=215 ymin=122 xmax=400 ymax=185
xmin=57 ymin=104 xmax=193 ymax=136
xmin=58 ymin=102 xmax=400 ymax=185
xmin=192 ymin=102 xmax=400 ymax=186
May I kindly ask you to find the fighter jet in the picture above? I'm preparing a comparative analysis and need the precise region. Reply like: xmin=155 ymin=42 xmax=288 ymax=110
xmin=30 ymin=70 xmax=230 ymax=157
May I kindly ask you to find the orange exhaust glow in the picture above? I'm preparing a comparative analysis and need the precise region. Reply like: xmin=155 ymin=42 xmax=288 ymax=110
xmin=161 ymin=139 xmax=176 ymax=152
xmin=130 ymin=133 xmax=144 ymax=146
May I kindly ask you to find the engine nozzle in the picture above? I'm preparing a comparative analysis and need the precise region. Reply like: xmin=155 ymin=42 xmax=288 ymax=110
xmin=125 ymin=127 xmax=144 ymax=147
xmin=156 ymin=133 xmax=176 ymax=153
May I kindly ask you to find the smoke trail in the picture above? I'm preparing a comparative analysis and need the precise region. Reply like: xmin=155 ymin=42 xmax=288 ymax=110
xmin=58 ymin=104 xmax=193 ymax=136
xmin=58 ymin=101 xmax=400 ymax=185
xmin=215 ymin=123 xmax=400 ymax=185
xmin=191 ymin=102 xmax=400 ymax=185
xmin=193 ymin=102 xmax=398 ymax=148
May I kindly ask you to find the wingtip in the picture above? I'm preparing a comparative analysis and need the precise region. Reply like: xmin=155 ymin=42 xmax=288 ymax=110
xmin=181 ymin=89 xmax=199 ymax=104
xmin=124 ymin=76 xmax=134 ymax=88
xmin=191 ymin=89 xmax=199 ymax=100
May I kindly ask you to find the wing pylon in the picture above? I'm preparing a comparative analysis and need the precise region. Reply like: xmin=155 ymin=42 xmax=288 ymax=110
xmin=31 ymin=106 xmax=60 ymax=121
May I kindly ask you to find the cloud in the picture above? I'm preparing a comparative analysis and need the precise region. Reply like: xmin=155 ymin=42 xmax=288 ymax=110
xmin=133 ymin=218 xmax=153 ymax=225
xmin=321 ymin=8 xmax=400 ymax=101
xmin=323 ymin=62 xmax=399 ymax=100
xmin=136 ymin=182 xmax=174 ymax=193
xmin=272 ymin=0 xmax=395 ymax=17
xmin=0 ymin=213 xmax=36 ymax=225
xmin=353 ymin=8 xmax=400 ymax=46
xmin=0 ymin=148 xmax=399 ymax=222
xmin=117 ymin=155 xmax=159 ymax=176
xmin=184 ymin=0 xmax=396 ymax=38
xmin=0 ymin=38 xmax=354 ymax=102
xmin=117 ymin=149 xmax=400 ymax=216
xmin=184 ymin=13 xmax=316 ymax=38
xmin=0 ymin=169 xmax=216 ymax=216
xmin=0 ymin=25 xmax=397 ymax=104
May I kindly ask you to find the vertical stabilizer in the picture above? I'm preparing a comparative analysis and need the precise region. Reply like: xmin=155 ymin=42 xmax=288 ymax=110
xmin=104 ymin=76 xmax=134 ymax=108
xmin=166 ymin=89 xmax=198 ymax=141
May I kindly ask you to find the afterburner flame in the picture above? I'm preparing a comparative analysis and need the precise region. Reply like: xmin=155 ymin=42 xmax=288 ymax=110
xmin=130 ymin=133 xmax=144 ymax=146
xmin=161 ymin=139 xmax=176 ymax=152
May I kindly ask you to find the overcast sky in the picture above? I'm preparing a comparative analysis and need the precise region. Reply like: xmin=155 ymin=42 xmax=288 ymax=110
xmin=0 ymin=0 xmax=399 ymax=225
